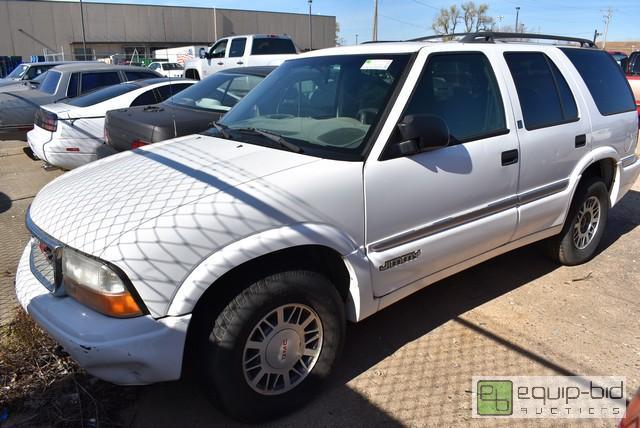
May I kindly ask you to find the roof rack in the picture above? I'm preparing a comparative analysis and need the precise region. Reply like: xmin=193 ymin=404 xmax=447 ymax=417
xmin=409 ymin=31 xmax=596 ymax=48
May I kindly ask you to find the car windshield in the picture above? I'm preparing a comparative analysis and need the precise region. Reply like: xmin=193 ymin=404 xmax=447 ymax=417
xmin=39 ymin=71 xmax=62 ymax=94
xmin=217 ymin=54 xmax=411 ymax=160
xmin=167 ymin=72 xmax=266 ymax=112
xmin=66 ymin=83 xmax=139 ymax=107
xmin=162 ymin=63 xmax=183 ymax=70
xmin=7 ymin=64 xmax=29 ymax=79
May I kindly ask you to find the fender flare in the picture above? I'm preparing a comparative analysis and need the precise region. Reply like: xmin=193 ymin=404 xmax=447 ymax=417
xmin=165 ymin=223 xmax=377 ymax=321
xmin=568 ymin=146 xmax=622 ymax=208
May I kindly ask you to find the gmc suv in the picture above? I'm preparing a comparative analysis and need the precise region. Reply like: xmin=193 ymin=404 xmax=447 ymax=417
xmin=15 ymin=32 xmax=640 ymax=422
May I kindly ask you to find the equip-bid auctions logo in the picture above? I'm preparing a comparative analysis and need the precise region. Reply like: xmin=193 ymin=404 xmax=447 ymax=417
xmin=472 ymin=376 xmax=626 ymax=419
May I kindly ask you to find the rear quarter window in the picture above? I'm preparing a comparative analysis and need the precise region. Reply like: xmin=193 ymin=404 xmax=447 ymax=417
xmin=560 ymin=48 xmax=636 ymax=116
xmin=251 ymin=38 xmax=296 ymax=55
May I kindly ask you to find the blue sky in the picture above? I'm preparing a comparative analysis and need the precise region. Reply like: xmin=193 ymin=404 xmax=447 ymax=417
xmin=61 ymin=0 xmax=640 ymax=45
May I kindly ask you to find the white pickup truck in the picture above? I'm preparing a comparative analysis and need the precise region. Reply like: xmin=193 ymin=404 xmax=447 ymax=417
xmin=183 ymin=34 xmax=298 ymax=80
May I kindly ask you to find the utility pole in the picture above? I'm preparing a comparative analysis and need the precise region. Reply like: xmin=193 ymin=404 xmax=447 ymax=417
xmin=593 ymin=29 xmax=601 ymax=43
xmin=497 ymin=15 xmax=503 ymax=32
xmin=515 ymin=7 xmax=520 ymax=33
xmin=355 ymin=33 xmax=359 ymax=44
xmin=79 ymin=0 xmax=87 ymax=60
xmin=308 ymin=0 xmax=313 ymax=50
xmin=602 ymin=7 xmax=612 ymax=49
xmin=372 ymin=0 xmax=378 ymax=41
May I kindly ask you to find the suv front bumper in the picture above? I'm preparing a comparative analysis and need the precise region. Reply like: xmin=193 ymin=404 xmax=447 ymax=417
xmin=15 ymin=241 xmax=191 ymax=385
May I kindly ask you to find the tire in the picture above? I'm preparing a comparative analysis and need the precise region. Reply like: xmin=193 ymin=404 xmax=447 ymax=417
xmin=197 ymin=270 xmax=345 ymax=422
xmin=547 ymin=176 xmax=609 ymax=266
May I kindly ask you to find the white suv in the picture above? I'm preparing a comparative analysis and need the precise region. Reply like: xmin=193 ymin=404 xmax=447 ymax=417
xmin=15 ymin=33 xmax=640 ymax=422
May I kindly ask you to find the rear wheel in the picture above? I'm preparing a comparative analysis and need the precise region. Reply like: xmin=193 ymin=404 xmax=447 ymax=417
xmin=197 ymin=270 xmax=345 ymax=422
xmin=547 ymin=177 xmax=609 ymax=265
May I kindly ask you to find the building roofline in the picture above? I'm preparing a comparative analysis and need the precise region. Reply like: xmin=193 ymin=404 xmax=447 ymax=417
xmin=0 ymin=0 xmax=335 ymax=19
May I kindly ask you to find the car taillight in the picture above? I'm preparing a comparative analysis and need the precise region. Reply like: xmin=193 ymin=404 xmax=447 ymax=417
xmin=131 ymin=139 xmax=149 ymax=149
xmin=35 ymin=108 xmax=58 ymax=132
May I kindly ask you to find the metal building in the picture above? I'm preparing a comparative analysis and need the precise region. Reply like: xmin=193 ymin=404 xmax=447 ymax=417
xmin=0 ymin=0 xmax=336 ymax=60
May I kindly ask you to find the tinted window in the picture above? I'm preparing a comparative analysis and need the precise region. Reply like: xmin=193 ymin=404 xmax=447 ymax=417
xmin=168 ymin=72 xmax=266 ymax=112
xmin=161 ymin=63 xmax=183 ymax=70
xmin=155 ymin=83 xmax=192 ymax=101
xmin=67 ymin=83 xmax=138 ymax=107
xmin=81 ymin=72 xmax=121 ymax=94
xmin=209 ymin=40 xmax=227 ymax=59
xmin=149 ymin=63 xmax=160 ymax=70
xmin=125 ymin=71 xmax=159 ymax=81
xmin=405 ymin=53 xmax=506 ymax=142
xmin=130 ymin=89 xmax=158 ymax=107
xmin=549 ymin=58 xmax=578 ymax=120
xmin=229 ymin=38 xmax=247 ymax=57
xmin=67 ymin=73 xmax=79 ymax=97
xmin=7 ymin=64 xmax=28 ymax=79
xmin=251 ymin=38 xmax=296 ymax=55
xmin=39 ymin=71 xmax=62 ymax=94
xmin=504 ymin=52 xmax=576 ymax=130
xmin=560 ymin=48 xmax=636 ymax=116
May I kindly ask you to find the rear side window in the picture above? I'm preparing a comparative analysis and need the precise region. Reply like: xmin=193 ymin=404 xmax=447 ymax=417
xmin=130 ymin=89 xmax=158 ymax=107
xmin=404 ymin=52 xmax=507 ymax=142
xmin=125 ymin=71 xmax=160 ymax=81
xmin=560 ymin=48 xmax=636 ymax=116
xmin=251 ymin=38 xmax=296 ymax=55
xmin=504 ymin=52 xmax=578 ymax=130
xmin=229 ymin=38 xmax=247 ymax=58
xmin=155 ymin=83 xmax=192 ymax=102
xmin=67 ymin=73 xmax=79 ymax=97
xmin=81 ymin=72 xmax=121 ymax=94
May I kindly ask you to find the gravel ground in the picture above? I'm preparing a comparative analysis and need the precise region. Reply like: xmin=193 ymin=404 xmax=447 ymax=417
xmin=0 ymin=139 xmax=638 ymax=427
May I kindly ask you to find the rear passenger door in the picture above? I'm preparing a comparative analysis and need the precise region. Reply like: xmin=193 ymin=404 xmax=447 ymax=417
xmin=228 ymin=37 xmax=248 ymax=66
xmin=502 ymin=50 xmax=590 ymax=240
xmin=364 ymin=51 xmax=519 ymax=298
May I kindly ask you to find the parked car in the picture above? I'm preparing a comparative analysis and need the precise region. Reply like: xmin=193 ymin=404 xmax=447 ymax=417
xmin=609 ymin=51 xmax=628 ymax=67
xmin=15 ymin=33 xmax=640 ymax=422
xmin=623 ymin=51 xmax=640 ymax=119
xmin=0 ymin=61 xmax=78 ymax=89
xmin=0 ymin=63 xmax=161 ymax=136
xmin=100 ymin=66 xmax=273 ymax=156
xmin=184 ymin=34 xmax=297 ymax=80
xmin=148 ymin=62 xmax=184 ymax=78
xmin=27 ymin=78 xmax=194 ymax=170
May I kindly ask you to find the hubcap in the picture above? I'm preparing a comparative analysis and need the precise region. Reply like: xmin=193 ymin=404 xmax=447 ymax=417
xmin=572 ymin=196 xmax=601 ymax=250
xmin=243 ymin=304 xmax=323 ymax=395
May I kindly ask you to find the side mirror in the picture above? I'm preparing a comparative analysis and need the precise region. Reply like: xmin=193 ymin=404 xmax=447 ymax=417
xmin=199 ymin=48 xmax=206 ymax=59
xmin=390 ymin=114 xmax=449 ymax=156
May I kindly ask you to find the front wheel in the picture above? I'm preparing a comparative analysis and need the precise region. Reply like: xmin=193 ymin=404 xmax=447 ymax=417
xmin=198 ymin=270 xmax=345 ymax=422
xmin=547 ymin=177 xmax=609 ymax=265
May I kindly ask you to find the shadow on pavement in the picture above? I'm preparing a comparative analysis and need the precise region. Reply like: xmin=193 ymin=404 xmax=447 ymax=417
xmin=0 ymin=192 xmax=11 ymax=214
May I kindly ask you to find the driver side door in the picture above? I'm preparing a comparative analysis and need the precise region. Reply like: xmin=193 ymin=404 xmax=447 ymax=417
xmin=364 ymin=51 xmax=520 ymax=297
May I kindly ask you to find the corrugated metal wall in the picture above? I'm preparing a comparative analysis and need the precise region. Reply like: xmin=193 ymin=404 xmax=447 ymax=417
xmin=0 ymin=0 xmax=336 ymax=59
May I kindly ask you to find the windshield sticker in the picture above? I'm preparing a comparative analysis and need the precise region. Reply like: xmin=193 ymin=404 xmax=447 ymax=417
xmin=361 ymin=59 xmax=393 ymax=70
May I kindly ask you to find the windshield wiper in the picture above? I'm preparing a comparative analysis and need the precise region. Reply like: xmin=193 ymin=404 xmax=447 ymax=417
xmin=234 ymin=127 xmax=304 ymax=154
xmin=210 ymin=121 xmax=231 ymax=139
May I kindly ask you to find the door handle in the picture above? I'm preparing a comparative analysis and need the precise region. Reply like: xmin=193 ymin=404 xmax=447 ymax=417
xmin=501 ymin=149 xmax=519 ymax=166
xmin=236 ymin=61 xmax=244 ymax=65
xmin=217 ymin=61 xmax=224 ymax=65
xmin=575 ymin=134 xmax=587 ymax=148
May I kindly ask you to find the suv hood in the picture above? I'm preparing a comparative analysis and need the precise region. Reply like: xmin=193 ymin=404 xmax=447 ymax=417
xmin=28 ymin=135 xmax=319 ymax=255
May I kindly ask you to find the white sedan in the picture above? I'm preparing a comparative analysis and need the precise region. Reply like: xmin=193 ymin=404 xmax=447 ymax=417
xmin=28 ymin=78 xmax=194 ymax=170
xmin=148 ymin=62 xmax=184 ymax=78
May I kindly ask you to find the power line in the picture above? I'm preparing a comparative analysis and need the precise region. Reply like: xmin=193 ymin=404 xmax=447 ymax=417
xmin=411 ymin=0 xmax=440 ymax=11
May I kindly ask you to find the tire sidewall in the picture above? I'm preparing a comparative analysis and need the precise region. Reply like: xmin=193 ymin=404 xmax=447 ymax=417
xmin=204 ymin=271 xmax=344 ymax=422
xmin=560 ymin=178 xmax=609 ymax=265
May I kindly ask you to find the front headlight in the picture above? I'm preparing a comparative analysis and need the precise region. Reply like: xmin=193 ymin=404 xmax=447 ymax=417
xmin=62 ymin=248 xmax=143 ymax=318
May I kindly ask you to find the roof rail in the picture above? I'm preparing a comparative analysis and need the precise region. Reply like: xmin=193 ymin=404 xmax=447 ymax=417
xmin=409 ymin=32 xmax=596 ymax=48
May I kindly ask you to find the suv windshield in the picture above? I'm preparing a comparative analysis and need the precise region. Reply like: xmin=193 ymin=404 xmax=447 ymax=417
xmin=167 ymin=72 xmax=266 ymax=112
xmin=217 ymin=54 xmax=411 ymax=160
xmin=66 ymin=83 xmax=139 ymax=107
xmin=7 ymin=64 xmax=29 ymax=79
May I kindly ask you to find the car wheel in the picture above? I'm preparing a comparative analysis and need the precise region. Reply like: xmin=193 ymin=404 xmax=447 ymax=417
xmin=198 ymin=270 xmax=345 ymax=422
xmin=547 ymin=177 xmax=609 ymax=266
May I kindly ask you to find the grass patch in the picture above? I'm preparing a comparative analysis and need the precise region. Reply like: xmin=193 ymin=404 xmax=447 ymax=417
xmin=0 ymin=309 xmax=136 ymax=427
